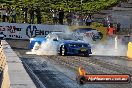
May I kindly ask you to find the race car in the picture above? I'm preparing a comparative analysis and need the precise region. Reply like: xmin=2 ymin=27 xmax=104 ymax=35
xmin=29 ymin=32 xmax=92 ymax=56
xmin=73 ymin=28 xmax=103 ymax=41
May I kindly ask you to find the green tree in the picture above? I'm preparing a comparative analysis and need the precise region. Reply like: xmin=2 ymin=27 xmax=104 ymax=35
xmin=1 ymin=0 xmax=121 ymax=23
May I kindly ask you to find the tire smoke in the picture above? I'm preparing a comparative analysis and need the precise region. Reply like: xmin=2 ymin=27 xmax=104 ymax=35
xmin=91 ymin=36 xmax=128 ymax=56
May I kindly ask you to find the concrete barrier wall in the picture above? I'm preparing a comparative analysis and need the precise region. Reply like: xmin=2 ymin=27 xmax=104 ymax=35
xmin=0 ymin=40 xmax=36 ymax=88
xmin=0 ymin=43 xmax=10 ymax=88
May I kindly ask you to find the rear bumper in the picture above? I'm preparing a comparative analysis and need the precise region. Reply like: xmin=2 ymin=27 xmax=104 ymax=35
xmin=67 ymin=49 xmax=92 ymax=55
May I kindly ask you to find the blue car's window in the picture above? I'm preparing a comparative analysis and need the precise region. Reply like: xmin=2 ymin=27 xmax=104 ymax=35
xmin=83 ymin=44 xmax=88 ymax=47
xmin=78 ymin=44 xmax=88 ymax=47
xmin=37 ymin=41 xmax=41 ymax=44
xmin=77 ymin=44 xmax=82 ymax=47
xmin=69 ymin=44 xmax=88 ymax=48
xmin=69 ymin=44 xmax=77 ymax=47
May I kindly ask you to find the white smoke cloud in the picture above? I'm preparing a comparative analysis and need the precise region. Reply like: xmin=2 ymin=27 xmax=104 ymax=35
xmin=26 ymin=42 xmax=40 ymax=55
xmin=90 ymin=35 xmax=127 ymax=56
xmin=26 ymin=25 xmax=73 ymax=55
xmin=26 ymin=28 xmax=128 ymax=57
xmin=26 ymin=39 xmax=58 ymax=55
xmin=36 ymin=39 xmax=58 ymax=55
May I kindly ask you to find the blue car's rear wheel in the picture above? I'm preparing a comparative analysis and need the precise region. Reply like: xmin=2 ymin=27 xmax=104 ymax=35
xmin=60 ymin=45 xmax=67 ymax=56
xmin=84 ymin=52 xmax=89 ymax=57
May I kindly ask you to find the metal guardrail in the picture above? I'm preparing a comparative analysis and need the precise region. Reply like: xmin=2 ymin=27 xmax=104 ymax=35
xmin=120 ymin=28 xmax=132 ymax=34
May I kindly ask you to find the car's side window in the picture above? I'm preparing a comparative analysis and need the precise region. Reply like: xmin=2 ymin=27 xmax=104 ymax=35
xmin=53 ymin=38 xmax=58 ymax=41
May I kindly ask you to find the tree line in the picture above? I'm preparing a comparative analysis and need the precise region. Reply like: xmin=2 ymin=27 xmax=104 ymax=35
xmin=0 ymin=0 xmax=121 ymax=24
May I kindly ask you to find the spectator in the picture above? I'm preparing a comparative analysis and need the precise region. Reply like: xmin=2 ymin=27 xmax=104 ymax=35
xmin=23 ymin=7 xmax=28 ymax=23
xmin=79 ymin=15 xmax=84 ymax=26
xmin=116 ymin=23 xmax=121 ymax=32
xmin=52 ymin=10 xmax=58 ymax=24
xmin=66 ymin=11 xmax=72 ymax=25
xmin=6 ymin=7 xmax=10 ymax=22
xmin=11 ymin=8 xmax=16 ymax=23
xmin=72 ymin=13 xmax=77 ymax=25
xmin=85 ymin=16 xmax=92 ymax=26
xmin=106 ymin=15 xmax=112 ymax=27
xmin=88 ymin=14 xmax=92 ymax=19
xmin=59 ymin=8 xmax=64 ymax=25
xmin=107 ymin=23 xmax=116 ymax=37
xmin=1 ymin=8 xmax=6 ymax=22
xmin=29 ymin=6 xmax=34 ymax=24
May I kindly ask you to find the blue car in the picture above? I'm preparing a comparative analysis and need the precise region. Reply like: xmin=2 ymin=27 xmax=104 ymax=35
xmin=29 ymin=37 xmax=46 ymax=49
xmin=29 ymin=32 xmax=92 ymax=56
xmin=59 ymin=40 xmax=92 ymax=56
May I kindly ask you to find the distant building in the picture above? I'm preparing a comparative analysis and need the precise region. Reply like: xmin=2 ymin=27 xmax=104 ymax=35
xmin=110 ymin=1 xmax=132 ymax=28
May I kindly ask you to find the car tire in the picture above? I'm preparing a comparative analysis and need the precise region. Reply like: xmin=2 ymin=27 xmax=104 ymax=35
xmin=84 ymin=52 xmax=89 ymax=57
xmin=98 ymin=32 xmax=103 ymax=40
xmin=60 ymin=45 xmax=67 ymax=56
xmin=92 ymin=36 xmax=96 ymax=41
